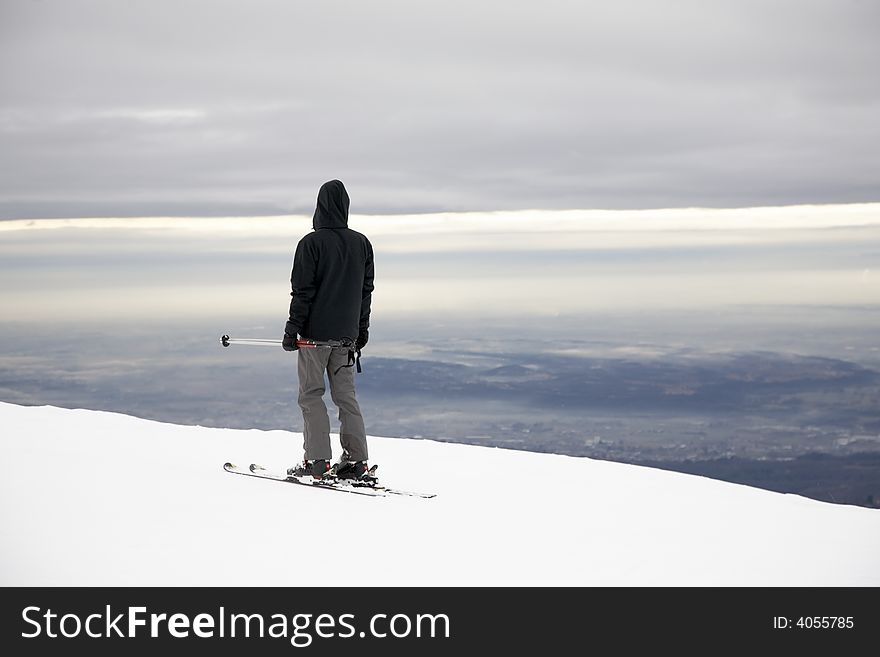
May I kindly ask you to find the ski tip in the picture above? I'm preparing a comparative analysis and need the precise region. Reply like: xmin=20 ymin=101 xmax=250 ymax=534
xmin=223 ymin=462 xmax=236 ymax=471
xmin=249 ymin=463 xmax=266 ymax=473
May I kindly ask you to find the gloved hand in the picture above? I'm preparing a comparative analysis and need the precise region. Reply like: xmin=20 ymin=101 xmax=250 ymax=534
xmin=356 ymin=328 xmax=368 ymax=350
xmin=282 ymin=332 xmax=299 ymax=352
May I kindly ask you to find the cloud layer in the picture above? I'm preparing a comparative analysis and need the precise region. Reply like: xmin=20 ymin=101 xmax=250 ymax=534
xmin=1 ymin=0 xmax=879 ymax=217
xmin=1 ymin=204 xmax=878 ymax=322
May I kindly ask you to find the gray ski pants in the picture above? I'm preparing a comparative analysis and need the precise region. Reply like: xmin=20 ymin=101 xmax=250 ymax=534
xmin=297 ymin=345 xmax=368 ymax=462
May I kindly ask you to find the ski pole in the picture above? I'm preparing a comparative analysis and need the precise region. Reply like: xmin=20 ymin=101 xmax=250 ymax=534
xmin=220 ymin=336 xmax=280 ymax=347
xmin=220 ymin=335 xmax=351 ymax=349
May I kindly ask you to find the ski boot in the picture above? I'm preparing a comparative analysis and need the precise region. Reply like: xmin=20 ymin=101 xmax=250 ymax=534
xmin=287 ymin=459 xmax=331 ymax=480
xmin=330 ymin=459 xmax=379 ymax=486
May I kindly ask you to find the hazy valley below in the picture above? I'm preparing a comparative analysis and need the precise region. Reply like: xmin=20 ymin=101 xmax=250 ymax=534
xmin=2 ymin=210 xmax=878 ymax=507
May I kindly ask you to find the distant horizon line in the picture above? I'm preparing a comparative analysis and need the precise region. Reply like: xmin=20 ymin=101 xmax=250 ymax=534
xmin=2 ymin=199 xmax=880 ymax=224
xmin=2 ymin=201 xmax=879 ymax=235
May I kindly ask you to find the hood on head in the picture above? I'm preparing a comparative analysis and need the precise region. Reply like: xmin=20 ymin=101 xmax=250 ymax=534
xmin=312 ymin=179 xmax=349 ymax=230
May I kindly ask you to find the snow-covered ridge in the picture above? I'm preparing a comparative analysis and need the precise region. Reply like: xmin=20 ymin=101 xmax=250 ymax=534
xmin=1 ymin=402 xmax=877 ymax=586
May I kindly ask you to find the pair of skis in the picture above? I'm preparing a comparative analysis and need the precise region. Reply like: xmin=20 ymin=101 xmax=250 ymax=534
xmin=223 ymin=462 xmax=436 ymax=498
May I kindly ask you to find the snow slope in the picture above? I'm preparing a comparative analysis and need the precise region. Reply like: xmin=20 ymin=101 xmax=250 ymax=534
xmin=1 ymin=402 xmax=878 ymax=586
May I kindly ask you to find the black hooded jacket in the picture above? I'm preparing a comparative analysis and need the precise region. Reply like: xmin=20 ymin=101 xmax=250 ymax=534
xmin=286 ymin=180 xmax=374 ymax=342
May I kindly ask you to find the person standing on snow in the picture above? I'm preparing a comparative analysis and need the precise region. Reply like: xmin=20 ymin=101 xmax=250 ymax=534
xmin=282 ymin=180 xmax=374 ymax=481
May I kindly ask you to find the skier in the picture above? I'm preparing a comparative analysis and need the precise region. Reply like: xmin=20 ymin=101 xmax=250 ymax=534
xmin=282 ymin=180 xmax=374 ymax=481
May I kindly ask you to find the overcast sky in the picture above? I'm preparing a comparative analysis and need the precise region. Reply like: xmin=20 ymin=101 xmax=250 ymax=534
xmin=1 ymin=0 xmax=878 ymax=218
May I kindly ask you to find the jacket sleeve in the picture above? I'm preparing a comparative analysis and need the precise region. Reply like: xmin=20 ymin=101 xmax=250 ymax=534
xmin=359 ymin=239 xmax=374 ymax=333
xmin=286 ymin=239 xmax=317 ymax=336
